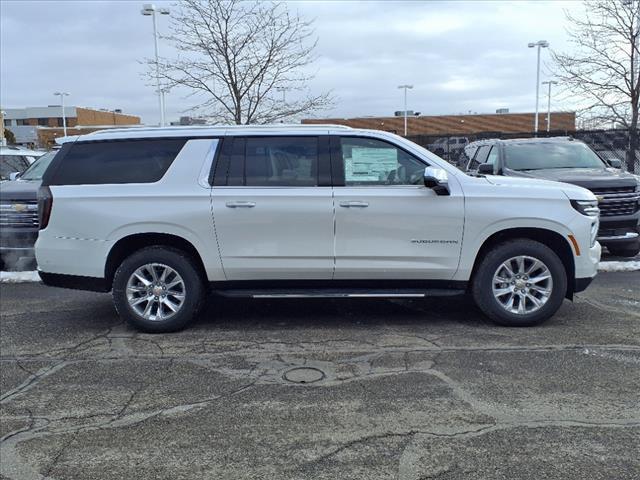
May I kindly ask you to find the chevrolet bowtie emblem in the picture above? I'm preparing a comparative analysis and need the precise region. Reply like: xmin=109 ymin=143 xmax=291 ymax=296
xmin=596 ymin=195 xmax=604 ymax=202
xmin=12 ymin=203 xmax=27 ymax=213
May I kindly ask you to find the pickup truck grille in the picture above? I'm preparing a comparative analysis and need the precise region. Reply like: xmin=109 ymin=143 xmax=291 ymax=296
xmin=0 ymin=201 xmax=39 ymax=228
xmin=590 ymin=187 xmax=640 ymax=217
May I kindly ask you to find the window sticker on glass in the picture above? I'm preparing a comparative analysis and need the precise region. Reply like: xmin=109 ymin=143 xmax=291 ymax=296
xmin=346 ymin=147 xmax=398 ymax=182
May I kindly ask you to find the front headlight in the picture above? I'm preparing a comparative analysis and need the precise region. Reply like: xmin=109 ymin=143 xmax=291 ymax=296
xmin=571 ymin=199 xmax=600 ymax=217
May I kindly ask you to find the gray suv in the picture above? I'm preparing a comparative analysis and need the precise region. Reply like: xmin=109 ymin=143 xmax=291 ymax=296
xmin=463 ymin=137 xmax=640 ymax=257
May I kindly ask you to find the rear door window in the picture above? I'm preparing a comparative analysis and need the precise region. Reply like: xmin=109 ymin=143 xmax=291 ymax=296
xmin=245 ymin=137 xmax=318 ymax=186
xmin=47 ymin=139 xmax=187 ymax=185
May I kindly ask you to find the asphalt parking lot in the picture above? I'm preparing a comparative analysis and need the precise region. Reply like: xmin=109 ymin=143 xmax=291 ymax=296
xmin=1 ymin=271 xmax=639 ymax=480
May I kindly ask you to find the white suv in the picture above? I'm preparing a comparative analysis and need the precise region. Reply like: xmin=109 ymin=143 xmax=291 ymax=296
xmin=35 ymin=125 xmax=601 ymax=332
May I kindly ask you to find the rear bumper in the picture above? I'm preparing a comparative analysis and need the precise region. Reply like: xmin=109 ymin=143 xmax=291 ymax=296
xmin=38 ymin=271 xmax=110 ymax=292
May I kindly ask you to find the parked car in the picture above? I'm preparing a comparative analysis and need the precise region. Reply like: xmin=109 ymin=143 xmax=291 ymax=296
xmin=0 ymin=151 xmax=57 ymax=270
xmin=0 ymin=146 xmax=45 ymax=181
xmin=36 ymin=125 xmax=600 ymax=332
xmin=464 ymin=137 xmax=640 ymax=257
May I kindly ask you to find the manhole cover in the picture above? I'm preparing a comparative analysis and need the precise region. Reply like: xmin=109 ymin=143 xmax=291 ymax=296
xmin=283 ymin=367 xmax=325 ymax=384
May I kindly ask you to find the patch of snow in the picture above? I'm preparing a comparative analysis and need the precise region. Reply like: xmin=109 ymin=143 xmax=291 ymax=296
xmin=0 ymin=271 xmax=41 ymax=283
xmin=598 ymin=261 xmax=640 ymax=272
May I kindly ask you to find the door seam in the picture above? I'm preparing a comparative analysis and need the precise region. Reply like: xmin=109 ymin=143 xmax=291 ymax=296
xmin=331 ymin=187 xmax=337 ymax=279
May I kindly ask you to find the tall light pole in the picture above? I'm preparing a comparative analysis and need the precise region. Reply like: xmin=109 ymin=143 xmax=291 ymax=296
xmin=0 ymin=110 xmax=5 ymax=146
xmin=542 ymin=80 xmax=558 ymax=132
xmin=141 ymin=4 xmax=170 ymax=127
xmin=53 ymin=92 xmax=70 ymax=136
xmin=397 ymin=84 xmax=413 ymax=136
xmin=528 ymin=40 xmax=549 ymax=133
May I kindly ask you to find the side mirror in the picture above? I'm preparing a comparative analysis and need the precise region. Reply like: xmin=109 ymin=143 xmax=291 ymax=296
xmin=423 ymin=167 xmax=450 ymax=196
xmin=608 ymin=159 xmax=622 ymax=169
xmin=477 ymin=163 xmax=494 ymax=175
xmin=9 ymin=172 xmax=21 ymax=181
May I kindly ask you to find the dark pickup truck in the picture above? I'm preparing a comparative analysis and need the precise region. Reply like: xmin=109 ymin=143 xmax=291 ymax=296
xmin=463 ymin=137 xmax=640 ymax=257
xmin=0 ymin=151 xmax=57 ymax=270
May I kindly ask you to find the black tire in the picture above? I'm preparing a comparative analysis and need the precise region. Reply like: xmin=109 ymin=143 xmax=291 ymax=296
xmin=606 ymin=243 xmax=640 ymax=258
xmin=472 ymin=239 xmax=567 ymax=327
xmin=112 ymin=246 xmax=205 ymax=333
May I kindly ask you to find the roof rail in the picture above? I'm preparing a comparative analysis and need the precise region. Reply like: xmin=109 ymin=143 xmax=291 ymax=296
xmin=85 ymin=123 xmax=353 ymax=136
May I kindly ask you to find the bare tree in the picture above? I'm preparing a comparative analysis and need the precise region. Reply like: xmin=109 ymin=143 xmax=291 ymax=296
xmin=552 ymin=0 xmax=639 ymax=172
xmin=148 ymin=0 xmax=332 ymax=125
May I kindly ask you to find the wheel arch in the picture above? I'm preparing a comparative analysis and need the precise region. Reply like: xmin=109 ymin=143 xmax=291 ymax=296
xmin=470 ymin=227 xmax=576 ymax=299
xmin=105 ymin=233 xmax=208 ymax=290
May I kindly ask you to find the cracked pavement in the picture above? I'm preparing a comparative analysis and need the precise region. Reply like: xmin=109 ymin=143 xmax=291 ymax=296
xmin=0 ymin=271 xmax=639 ymax=479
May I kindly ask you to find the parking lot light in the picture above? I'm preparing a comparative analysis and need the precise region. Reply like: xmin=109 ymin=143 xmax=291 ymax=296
xmin=397 ymin=84 xmax=413 ymax=136
xmin=528 ymin=40 xmax=549 ymax=134
xmin=141 ymin=4 xmax=170 ymax=127
xmin=542 ymin=80 xmax=558 ymax=132
xmin=53 ymin=92 xmax=70 ymax=136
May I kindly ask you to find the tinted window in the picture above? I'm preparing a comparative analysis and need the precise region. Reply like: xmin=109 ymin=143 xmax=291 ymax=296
xmin=486 ymin=146 xmax=499 ymax=165
xmin=503 ymin=142 xmax=606 ymax=171
xmin=340 ymin=137 xmax=425 ymax=186
xmin=0 ymin=155 xmax=30 ymax=180
xmin=460 ymin=146 xmax=478 ymax=168
xmin=245 ymin=137 xmax=318 ymax=186
xmin=48 ymin=139 xmax=186 ymax=185
xmin=475 ymin=145 xmax=491 ymax=163
xmin=20 ymin=151 xmax=57 ymax=181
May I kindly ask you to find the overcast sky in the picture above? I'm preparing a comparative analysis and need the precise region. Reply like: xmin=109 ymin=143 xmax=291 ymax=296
xmin=0 ymin=0 xmax=584 ymax=125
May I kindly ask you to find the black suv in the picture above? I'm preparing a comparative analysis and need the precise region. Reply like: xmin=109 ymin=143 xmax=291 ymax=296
xmin=463 ymin=137 xmax=640 ymax=257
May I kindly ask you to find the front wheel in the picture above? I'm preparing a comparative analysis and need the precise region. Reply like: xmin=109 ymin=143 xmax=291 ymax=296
xmin=112 ymin=246 xmax=205 ymax=333
xmin=472 ymin=239 xmax=567 ymax=327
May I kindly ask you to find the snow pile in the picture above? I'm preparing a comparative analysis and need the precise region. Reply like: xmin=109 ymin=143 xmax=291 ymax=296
xmin=0 ymin=271 xmax=41 ymax=283
xmin=598 ymin=261 xmax=640 ymax=272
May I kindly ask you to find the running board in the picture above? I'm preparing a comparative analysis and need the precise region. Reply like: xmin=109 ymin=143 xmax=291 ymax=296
xmin=214 ymin=288 xmax=465 ymax=299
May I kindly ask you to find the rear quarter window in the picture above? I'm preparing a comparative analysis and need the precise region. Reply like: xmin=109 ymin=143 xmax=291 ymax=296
xmin=46 ymin=139 xmax=187 ymax=185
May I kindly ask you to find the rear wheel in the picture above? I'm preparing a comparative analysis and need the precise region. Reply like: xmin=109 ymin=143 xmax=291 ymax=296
xmin=112 ymin=246 xmax=205 ymax=332
xmin=472 ymin=239 xmax=567 ymax=326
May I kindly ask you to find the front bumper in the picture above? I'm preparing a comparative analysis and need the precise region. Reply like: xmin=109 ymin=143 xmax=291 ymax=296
xmin=0 ymin=229 xmax=38 ymax=270
xmin=597 ymin=212 xmax=640 ymax=246
xmin=574 ymin=276 xmax=594 ymax=293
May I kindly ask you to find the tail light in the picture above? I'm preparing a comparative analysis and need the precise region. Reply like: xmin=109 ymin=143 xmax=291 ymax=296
xmin=37 ymin=186 xmax=53 ymax=230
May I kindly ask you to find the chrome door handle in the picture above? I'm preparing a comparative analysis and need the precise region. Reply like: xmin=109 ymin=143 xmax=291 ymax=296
xmin=226 ymin=201 xmax=256 ymax=208
xmin=339 ymin=201 xmax=369 ymax=208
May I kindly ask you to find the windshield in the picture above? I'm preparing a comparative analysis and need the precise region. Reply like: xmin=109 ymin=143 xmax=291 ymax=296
xmin=503 ymin=142 xmax=606 ymax=171
xmin=20 ymin=151 xmax=57 ymax=181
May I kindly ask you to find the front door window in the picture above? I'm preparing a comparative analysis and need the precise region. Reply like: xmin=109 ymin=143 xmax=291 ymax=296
xmin=340 ymin=137 xmax=425 ymax=186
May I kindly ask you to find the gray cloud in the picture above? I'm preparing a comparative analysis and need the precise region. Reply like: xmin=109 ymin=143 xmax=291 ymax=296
xmin=1 ymin=0 xmax=583 ymax=125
